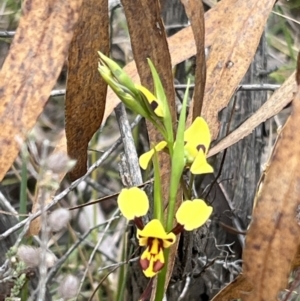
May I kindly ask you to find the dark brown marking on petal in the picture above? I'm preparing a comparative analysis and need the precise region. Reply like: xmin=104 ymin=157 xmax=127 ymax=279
xmin=147 ymin=237 xmax=154 ymax=251
xmin=196 ymin=144 xmax=206 ymax=153
xmin=150 ymin=100 xmax=158 ymax=112
xmin=140 ymin=258 xmax=150 ymax=270
xmin=153 ymin=260 xmax=164 ymax=273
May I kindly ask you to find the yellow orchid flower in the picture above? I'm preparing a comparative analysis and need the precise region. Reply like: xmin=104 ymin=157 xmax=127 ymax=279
xmin=138 ymin=219 xmax=176 ymax=277
xmin=175 ymin=199 xmax=213 ymax=231
xmin=183 ymin=117 xmax=213 ymax=174
xmin=117 ymin=187 xmax=212 ymax=277
xmin=139 ymin=117 xmax=214 ymax=174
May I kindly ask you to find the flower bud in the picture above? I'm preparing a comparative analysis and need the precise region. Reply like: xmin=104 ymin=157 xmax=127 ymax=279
xmin=48 ymin=208 xmax=71 ymax=232
xmin=58 ymin=275 xmax=79 ymax=300
xmin=46 ymin=152 xmax=76 ymax=174
xmin=17 ymin=245 xmax=40 ymax=268
xmin=98 ymin=52 xmax=137 ymax=93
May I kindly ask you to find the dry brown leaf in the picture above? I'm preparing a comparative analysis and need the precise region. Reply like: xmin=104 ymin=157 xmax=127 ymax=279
xmin=199 ymin=0 xmax=276 ymax=139
xmin=0 ymin=0 xmax=82 ymax=182
xmin=211 ymin=274 xmax=253 ymax=301
xmin=181 ymin=0 xmax=206 ymax=121
xmin=208 ymin=72 xmax=296 ymax=158
xmin=241 ymin=57 xmax=300 ymax=300
xmin=65 ymin=0 xmax=109 ymax=181
xmin=102 ymin=0 xmax=236 ymax=125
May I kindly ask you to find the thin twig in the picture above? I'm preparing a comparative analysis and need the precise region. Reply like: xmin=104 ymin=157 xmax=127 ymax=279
xmin=174 ymin=83 xmax=280 ymax=91
xmin=178 ymin=275 xmax=191 ymax=301
xmin=68 ymin=178 xmax=153 ymax=211
xmin=0 ymin=30 xmax=15 ymax=38
xmin=50 ymin=89 xmax=66 ymax=97
xmin=50 ymin=84 xmax=280 ymax=99
xmin=0 ymin=192 xmax=18 ymax=216
xmin=98 ymin=256 xmax=139 ymax=272
xmin=85 ymin=177 xmax=115 ymax=195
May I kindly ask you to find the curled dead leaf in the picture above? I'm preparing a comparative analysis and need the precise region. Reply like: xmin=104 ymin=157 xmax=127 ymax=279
xmin=66 ymin=0 xmax=109 ymax=181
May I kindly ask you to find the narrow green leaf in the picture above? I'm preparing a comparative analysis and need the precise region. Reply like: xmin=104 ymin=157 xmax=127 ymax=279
xmin=116 ymin=236 xmax=129 ymax=301
xmin=166 ymin=78 xmax=190 ymax=232
xmin=147 ymin=59 xmax=174 ymax=145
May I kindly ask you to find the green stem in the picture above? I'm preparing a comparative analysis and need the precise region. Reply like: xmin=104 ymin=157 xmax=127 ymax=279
xmin=157 ymin=79 xmax=191 ymax=298
xmin=154 ymin=249 xmax=169 ymax=300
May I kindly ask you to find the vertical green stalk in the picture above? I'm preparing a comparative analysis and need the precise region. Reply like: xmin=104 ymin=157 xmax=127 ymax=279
xmin=154 ymin=248 xmax=169 ymax=301
xmin=155 ymin=79 xmax=191 ymax=300
xmin=116 ymin=235 xmax=130 ymax=301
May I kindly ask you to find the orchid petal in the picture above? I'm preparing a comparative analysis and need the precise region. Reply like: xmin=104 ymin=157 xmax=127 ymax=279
xmin=184 ymin=117 xmax=211 ymax=152
xmin=139 ymin=141 xmax=167 ymax=170
xmin=117 ymin=187 xmax=149 ymax=220
xmin=140 ymin=246 xmax=165 ymax=277
xmin=136 ymin=84 xmax=164 ymax=117
xmin=190 ymin=150 xmax=214 ymax=175
xmin=137 ymin=219 xmax=176 ymax=243
xmin=176 ymin=199 xmax=213 ymax=231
